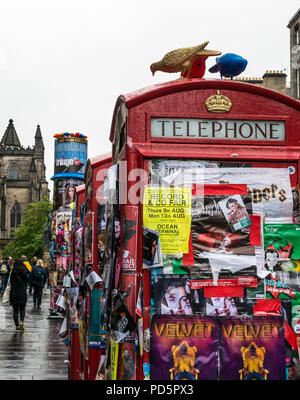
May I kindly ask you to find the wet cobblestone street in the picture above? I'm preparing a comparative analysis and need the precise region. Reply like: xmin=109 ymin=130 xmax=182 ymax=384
xmin=0 ymin=290 xmax=69 ymax=380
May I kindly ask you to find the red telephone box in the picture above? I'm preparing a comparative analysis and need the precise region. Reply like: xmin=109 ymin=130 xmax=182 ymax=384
xmin=105 ymin=78 xmax=300 ymax=381
xmin=68 ymin=183 xmax=85 ymax=380
xmin=82 ymin=153 xmax=112 ymax=380
xmin=84 ymin=153 xmax=112 ymax=274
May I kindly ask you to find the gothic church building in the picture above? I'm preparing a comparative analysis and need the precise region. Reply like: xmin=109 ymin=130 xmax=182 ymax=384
xmin=0 ymin=119 xmax=49 ymax=250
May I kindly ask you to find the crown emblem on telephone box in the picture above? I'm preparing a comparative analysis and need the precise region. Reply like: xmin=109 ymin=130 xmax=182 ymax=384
xmin=205 ymin=90 xmax=232 ymax=113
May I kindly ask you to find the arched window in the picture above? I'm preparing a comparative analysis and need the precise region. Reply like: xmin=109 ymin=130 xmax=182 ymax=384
xmin=8 ymin=164 xmax=18 ymax=180
xmin=10 ymin=202 xmax=21 ymax=228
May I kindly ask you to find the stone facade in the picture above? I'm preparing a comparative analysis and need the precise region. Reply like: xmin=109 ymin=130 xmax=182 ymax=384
xmin=288 ymin=8 xmax=300 ymax=100
xmin=0 ymin=119 xmax=49 ymax=250
xmin=230 ymin=70 xmax=287 ymax=94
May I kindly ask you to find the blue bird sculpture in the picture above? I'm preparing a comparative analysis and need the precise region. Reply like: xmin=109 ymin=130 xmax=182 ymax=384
xmin=209 ymin=53 xmax=248 ymax=79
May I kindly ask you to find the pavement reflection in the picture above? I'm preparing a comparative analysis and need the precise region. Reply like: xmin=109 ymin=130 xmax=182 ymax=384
xmin=0 ymin=289 xmax=68 ymax=380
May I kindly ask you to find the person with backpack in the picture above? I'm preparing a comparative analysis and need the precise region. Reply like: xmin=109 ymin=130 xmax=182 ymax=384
xmin=31 ymin=259 xmax=47 ymax=309
xmin=9 ymin=258 xmax=28 ymax=332
xmin=0 ymin=257 xmax=11 ymax=295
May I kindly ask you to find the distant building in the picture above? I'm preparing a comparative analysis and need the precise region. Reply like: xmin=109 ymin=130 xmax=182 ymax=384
xmin=0 ymin=119 xmax=49 ymax=250
xmin=233 ymin=8 xmax=300 ymax=98
xmin=230 ymin=70 xmax=287 ymax=95
xmin=287 ymin=8 xmax=300 ymax=100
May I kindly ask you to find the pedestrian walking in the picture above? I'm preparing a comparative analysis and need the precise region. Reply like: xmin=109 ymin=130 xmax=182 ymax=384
xmin=21 ymin=255 xmax=32 ymax=291
xmin=29 ymin=256 xmax=37 ymax=295
xmin=0 ymin=257 xmax=11 ymax=295
xmin=43 ymin=261 xmax=49 ymax=294
xmin=31 ymin=259 xmax=48 ymax=309
xmin=9 ymin=258 xmax=28 ymax=332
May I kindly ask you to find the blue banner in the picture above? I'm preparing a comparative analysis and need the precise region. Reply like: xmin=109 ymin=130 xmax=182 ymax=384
xmin=52 ymin=139 xmax=87 ymax=180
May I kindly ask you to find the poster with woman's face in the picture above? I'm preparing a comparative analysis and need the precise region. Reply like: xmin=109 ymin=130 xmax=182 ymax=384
xmin=65 ymin=184 xmax=76 ymax=205
xmin=205 ymin=297 xmax=238 ymax=317
xmin=218 ymin=195 xmax=252 ymax=233
xmin=53 ymin=178 xmax=82 ymax=209
xmin=153 ymin=274 xmax=202 ymax=315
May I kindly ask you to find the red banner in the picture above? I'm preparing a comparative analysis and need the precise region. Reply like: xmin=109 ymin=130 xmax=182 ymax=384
xmin=191 ymin=277 xmax=257 ymax=289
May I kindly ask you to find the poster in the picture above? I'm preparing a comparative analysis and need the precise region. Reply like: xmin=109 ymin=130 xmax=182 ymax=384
xmin=275 ymin=271 xmax=300 ymax=293
xmin=73 ymin=218 xmax=83 ymax=276
xmin=111 ymin=290 xmax=136 ymax=340
xmin=122 ymin=206 xmax=138 ymax=271
xmin=204 ymin=297 xmax=248 ymax=317
xmin=218 ymin=194 xmax=252 ymax=232
xmin=143 ymin=239 xmax=163 ymax=269
xmin=291 ymin=293 xmax=300 ymax=345
xmin=117 ymin=341 xmax=136 ymax=380
xmin=219 ymin=316 xmax=285 ymax=380
xmin=56 ymin=210 xmax=72 ymax=234
xmin=150 ymin=159 xmax=219 ymax=186
xmin=191 ymin=252 xmax=257 ymax=285
xmin=142 ymin=227 xmax=159 ymax=265
xmin=292 ymin=185 xmax=300 ymax=223
xmin=120 ymin=273 xmax=136 ymax=321
xmin=188 ymin=286 xmax=252 ymax=316
xmin=245 ymin=279 xmax=266 ymax=299
xmin=88 ymin=288 xmax=106 ymax=348
xmin=150 ymin=315 xmax=219 ymax=380
xmin=56 ymin=257 xmax=67 ymax=270
xmin=66 ymin=287 xmax=79 ymax=327
xmin=264 ymin=224 xmax=300 ymax=263
xmin=110 ymin=340 xmax=119 ymax=380
xmin=95 ymin=355 xmax=106 ymax=380
xmin=160 ymin=167 xmax=293 ymax=223
xmin=143 ymin=186 xmax=192 ymax=254
xmin=53 ymin=178 xmax=82 ymax=210
xmin=84 ymin=212 xmax=95 ymax=264
xmin=153 ymin=274 xmax=194 ymax=315
xmin=97 ymin=202 xmax=107 ymax=273
xmin=191 ymin=188 xmax=254 ymax=258
xmin=78 ymin=319 xmax=87 ymax=359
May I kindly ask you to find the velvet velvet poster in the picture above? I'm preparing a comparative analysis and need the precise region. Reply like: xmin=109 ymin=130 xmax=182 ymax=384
xmin=219 ymin=316 xmax=285 ymax=380
xmin=150 ymin=315 xmax=219 ymax=380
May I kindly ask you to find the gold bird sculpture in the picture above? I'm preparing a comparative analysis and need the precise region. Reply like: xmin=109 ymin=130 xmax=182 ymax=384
xmin=150 ymin=41 xmax=220 ymax=79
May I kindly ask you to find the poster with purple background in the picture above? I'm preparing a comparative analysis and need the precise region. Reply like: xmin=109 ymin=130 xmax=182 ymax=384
xmin=219 ymin=316 xmax=285 ymax=380
xmin=150 ymin=315 xmax=219 ymax=380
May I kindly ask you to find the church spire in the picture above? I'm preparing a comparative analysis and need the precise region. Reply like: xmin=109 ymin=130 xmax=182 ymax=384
xmin=33 ymin=124 xmax=45 ymax=158
xmin=0 ymin=119 xmax=22 ymax=149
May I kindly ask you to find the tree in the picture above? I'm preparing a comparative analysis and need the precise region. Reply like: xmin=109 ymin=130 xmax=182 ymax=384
xmin=2 ymin=198 xmax=52 ymax=260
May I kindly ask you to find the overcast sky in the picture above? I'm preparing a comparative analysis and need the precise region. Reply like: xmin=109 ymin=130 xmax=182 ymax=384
xmin=0 ymin=0 xmax=299 ymax=194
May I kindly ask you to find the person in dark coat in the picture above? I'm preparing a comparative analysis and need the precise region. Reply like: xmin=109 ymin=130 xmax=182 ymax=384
xmin=9 ymin=258 xmax=28 ymax=332
xmin=31 ymin=259 xmax=48 ymax=309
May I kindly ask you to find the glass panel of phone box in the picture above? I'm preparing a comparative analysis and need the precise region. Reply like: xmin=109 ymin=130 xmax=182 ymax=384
xmin=144 ymin=159 xmax=300 ymax=381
